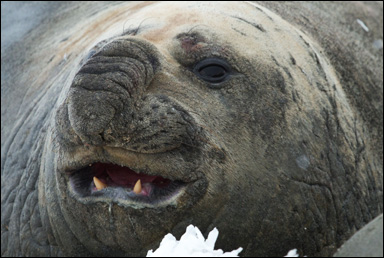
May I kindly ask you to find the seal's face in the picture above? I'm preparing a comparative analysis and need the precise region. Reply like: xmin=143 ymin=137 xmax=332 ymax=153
xmin=48 ymin=2 xmax=347 ymax=256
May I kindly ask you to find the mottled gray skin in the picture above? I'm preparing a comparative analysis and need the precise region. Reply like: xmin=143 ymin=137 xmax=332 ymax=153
xmin=1 ymin=2 xmax=383 ymax=257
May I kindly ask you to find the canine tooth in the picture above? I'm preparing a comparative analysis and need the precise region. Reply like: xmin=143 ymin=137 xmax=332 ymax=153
xmin=133 ymin=179 xmax=142 ymax=194
xmin=93 ymin=177 xmax=107 ymax=190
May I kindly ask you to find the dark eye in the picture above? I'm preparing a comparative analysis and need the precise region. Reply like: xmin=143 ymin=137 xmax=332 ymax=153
xmin=193 ymin=58 xmax=231 ymax=84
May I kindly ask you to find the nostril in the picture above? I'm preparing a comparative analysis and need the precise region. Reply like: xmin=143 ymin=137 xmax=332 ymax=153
xmin=98 ymin=132 xmax=106 ymax=142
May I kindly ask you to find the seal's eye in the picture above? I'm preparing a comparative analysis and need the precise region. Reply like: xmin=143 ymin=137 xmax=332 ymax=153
xmin=193 ymin=58 xmax=231 ymax=84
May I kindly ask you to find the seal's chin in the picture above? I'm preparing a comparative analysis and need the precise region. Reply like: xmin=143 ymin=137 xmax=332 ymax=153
xmin=69 ymin=162 xmax=188 ymax=205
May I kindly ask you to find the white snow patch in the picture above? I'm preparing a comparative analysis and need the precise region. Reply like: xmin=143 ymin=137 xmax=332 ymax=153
xmin=356 ymin=19 xmax=369 ymax=32
xmin=147 ymin=225 xmax=243 ymax=257
xmin=147 ymin=225 xmax=304 ymax=257
xmin=284 ymin=249 xmax=299 ymax=257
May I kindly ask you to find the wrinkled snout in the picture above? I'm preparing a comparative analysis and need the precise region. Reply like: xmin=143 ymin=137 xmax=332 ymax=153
xmin=56 ymin=37 xmax=198 ymax=153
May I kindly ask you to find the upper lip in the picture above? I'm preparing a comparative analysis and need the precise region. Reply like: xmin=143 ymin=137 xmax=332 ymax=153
xmin=58 ymin=145 xmax=201 ymax=184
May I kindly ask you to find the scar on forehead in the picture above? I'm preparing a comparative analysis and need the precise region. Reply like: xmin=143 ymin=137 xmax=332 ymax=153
xmin=176 ymin=30 xmax=207 ymax=52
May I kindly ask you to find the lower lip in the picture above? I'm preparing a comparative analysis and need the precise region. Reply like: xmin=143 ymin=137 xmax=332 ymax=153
xmin=69 ymin=180 xmax=188 ymax=208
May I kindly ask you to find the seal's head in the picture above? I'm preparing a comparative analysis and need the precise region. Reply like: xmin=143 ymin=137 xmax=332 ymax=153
xmin=44 ymin=1 xmax=381 ymax=256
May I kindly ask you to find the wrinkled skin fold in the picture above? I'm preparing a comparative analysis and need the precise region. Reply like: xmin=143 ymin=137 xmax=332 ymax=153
xmin=1 ymin=2 xmax=383 ymax=257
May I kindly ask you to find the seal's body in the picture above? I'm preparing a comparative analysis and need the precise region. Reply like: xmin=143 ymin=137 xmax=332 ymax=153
xmin=1 ymin=2 xmax=382 ymax=257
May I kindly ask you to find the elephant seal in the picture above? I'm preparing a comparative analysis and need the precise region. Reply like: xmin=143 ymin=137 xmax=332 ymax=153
xmin=1 ymin=1 xmax=382 ymax=257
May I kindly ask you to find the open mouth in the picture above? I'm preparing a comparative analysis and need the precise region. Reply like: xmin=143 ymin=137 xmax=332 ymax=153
xmin=68 ymin=162 xmax=187 ymax=206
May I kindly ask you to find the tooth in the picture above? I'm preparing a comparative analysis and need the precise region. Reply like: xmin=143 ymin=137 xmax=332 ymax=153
xmin=133 ymin=179 xmax=142 ymax=194
xmin=93 ymin=177 xmax=107 ymax=190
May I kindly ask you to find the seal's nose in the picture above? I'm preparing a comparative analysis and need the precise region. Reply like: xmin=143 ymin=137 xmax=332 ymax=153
xmin=57 ymin=36 xmax=197 ymax=154
xmin=66 ymin=38 xmax=160 ymax=145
